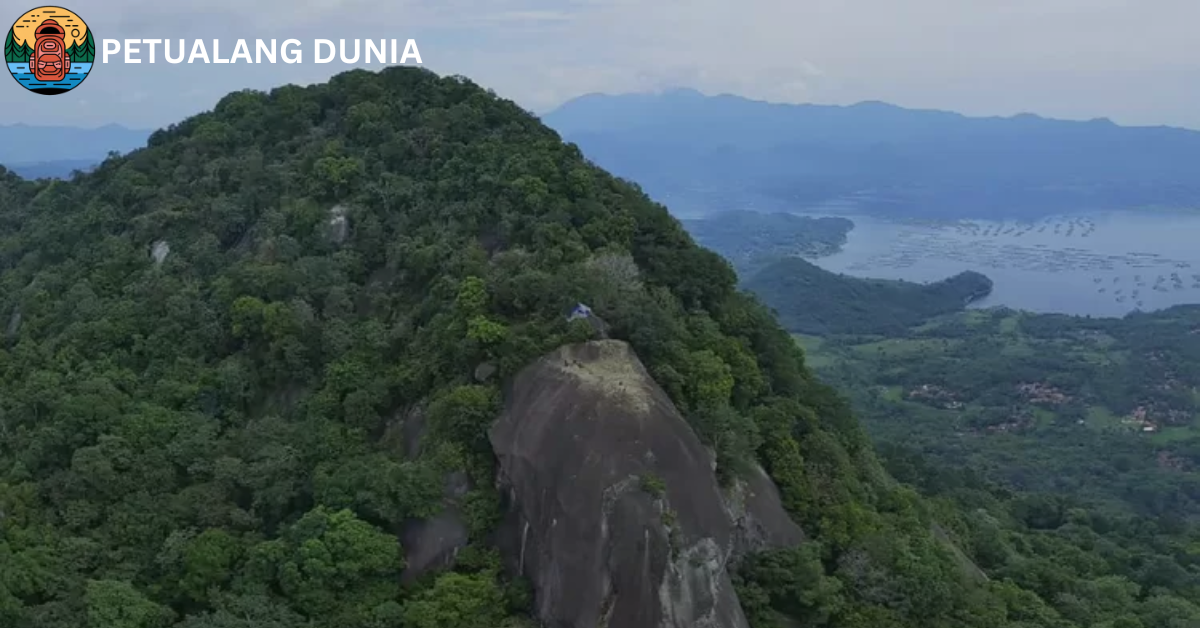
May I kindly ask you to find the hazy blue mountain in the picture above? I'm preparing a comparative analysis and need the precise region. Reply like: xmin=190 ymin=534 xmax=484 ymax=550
xmin=543 ymin=89 xmax=1200 ymax=219
xmin=7 ymin=159 xmax=98 ymax=179
xmin=0 ymin=123 xmax=151 ymax=176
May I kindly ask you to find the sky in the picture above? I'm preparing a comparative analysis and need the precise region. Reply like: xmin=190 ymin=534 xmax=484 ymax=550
xmin=6 ymin=0 xmax=1200 ymax=129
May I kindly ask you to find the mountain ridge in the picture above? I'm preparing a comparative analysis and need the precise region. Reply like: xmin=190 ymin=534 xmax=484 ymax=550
xmin=0 ymin=122 xmax=151 ymax=168
xmin=547 ymin=90 xmax=1148 ymax=133
xmin=543 ymin=90 xmax=1200 ymax=219
xmin=0 ymin=67 xmax=940 ymax=627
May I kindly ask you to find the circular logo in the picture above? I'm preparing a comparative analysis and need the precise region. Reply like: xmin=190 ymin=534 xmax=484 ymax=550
xmin=5 ymin=6 xmax=93 ymax=95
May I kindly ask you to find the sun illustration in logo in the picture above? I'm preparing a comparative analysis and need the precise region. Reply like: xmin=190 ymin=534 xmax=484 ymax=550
xmin=5 ymin=6 xmax=94 ymax=95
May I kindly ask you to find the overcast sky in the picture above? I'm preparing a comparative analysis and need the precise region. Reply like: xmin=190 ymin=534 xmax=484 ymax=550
xmin=7 ymin=0 xmax=1200 ymax=129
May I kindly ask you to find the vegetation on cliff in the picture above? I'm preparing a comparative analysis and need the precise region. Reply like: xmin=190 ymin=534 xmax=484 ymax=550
xmin=0 ymin=67 xmax=1176 ymax=628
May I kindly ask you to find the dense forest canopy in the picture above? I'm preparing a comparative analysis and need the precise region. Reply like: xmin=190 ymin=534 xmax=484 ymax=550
xmin=0 ymin=66 xmax=1196 ymax=628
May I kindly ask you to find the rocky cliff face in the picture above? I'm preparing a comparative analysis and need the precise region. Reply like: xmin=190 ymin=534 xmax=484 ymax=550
xmin=489 ymin=340 xmax=802 ymax=628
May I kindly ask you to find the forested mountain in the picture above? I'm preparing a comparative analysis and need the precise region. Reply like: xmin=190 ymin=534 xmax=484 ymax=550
xmin=744 ymin=257 xmax=993 ymax=335
xmin=1 ymin=67 xmax=1195 ymax=628
xmin=543 ymin=89 xmax=1200 ymax=219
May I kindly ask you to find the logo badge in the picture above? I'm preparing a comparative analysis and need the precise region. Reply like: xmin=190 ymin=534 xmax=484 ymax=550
xmin=5 ymin=6 xmax=93 ymax=95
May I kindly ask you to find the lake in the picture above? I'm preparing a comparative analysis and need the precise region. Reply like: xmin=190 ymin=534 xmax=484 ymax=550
xmin=7 ymin=62 xmax=92 ymax=93
xmin=800 ymin=209 xmax=1200 ymax=317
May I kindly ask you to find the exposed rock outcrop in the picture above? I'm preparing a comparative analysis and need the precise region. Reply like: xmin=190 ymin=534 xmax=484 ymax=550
xmin=474 ymin=362 xmax=497 ymax=382
xmin=151 ymin=240 xmax=170 ymax=264
xmin=490 ymin=340 xmax=802 ymax=628
xmin=384 ymin=404 xmax=473 ymax=583
xmin=328 ymin=205 xmax=349 ymax=243
xmin=722 ymin=463 xmax=804 ymax=560
xmin=5 ymin=306 xmax=19 ymax=339
xmin=401 ymin=505 xmax=470 ymax=583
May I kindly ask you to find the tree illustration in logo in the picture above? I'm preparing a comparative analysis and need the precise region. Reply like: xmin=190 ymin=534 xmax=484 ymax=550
xmin=65 ymin=27 xmax=93 ymax=62
xmin=4 ymin=28 xmax=34 ymax=63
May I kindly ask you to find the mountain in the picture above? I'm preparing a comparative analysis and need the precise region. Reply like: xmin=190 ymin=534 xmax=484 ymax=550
xmin=3 ymin=67 xmax=1196 ymax=627
xmin=0 ymin=68 xmax=982 ymax=628
xmin=0 ymin=123 xmax=150 ymax=171
xmin=743 ymin=256 xmax=993 ymax=335
xmin=544 ymin=89 xmax=1200 ymax=219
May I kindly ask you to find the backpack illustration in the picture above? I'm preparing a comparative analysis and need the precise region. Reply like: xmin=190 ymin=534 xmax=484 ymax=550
xmin=31 ymin=18 xmax=69 ymax=82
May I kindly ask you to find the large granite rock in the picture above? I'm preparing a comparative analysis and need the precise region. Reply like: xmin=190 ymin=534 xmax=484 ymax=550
xmin=489 ymin=340 xmax=803 ymax=628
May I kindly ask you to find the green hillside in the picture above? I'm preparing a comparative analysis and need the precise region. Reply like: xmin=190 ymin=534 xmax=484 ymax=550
xmin=744 ymin=256 xmax=993 ymax=335
xmin=1 ymin=67 xmax=1195 ymax=628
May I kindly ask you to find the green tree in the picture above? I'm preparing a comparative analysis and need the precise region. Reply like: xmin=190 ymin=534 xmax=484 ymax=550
xmin=401 ymin=571 xmax=507 ymax=628
xmin=85 ymin=580 xmax=173 ymax=628
xmin=171 ymin=594 xmax=312 ymax=628
xmin=179 ymin=529 xmax=244 ymax=604
xmin=426 ymin=385 xmax=499 ymax=455
xmin=740 ymin=545 xmax=844 ymax=625
xmin=241 ymin=507 xmax=402 ymax=625
xmin=684 ymin=349 xmax=734 ymax=411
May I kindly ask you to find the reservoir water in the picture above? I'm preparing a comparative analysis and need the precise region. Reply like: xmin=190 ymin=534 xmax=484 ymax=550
xmin=801 ymin=208 xmax=1200 ymax=317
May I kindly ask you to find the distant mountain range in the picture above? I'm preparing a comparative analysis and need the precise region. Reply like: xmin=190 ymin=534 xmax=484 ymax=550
xmin=543 ymin=89 xmax=1200 ymax=219
xmin=12 ymin=91 xmax=1200 ymax=218
xmin=7 ymin=159 xmax=99 ymax=179
xmin=0 ymin=123 xmax=151 ymax=179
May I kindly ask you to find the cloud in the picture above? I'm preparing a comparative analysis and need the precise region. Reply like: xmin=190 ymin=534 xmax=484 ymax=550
xmin=4 ymin=0 xmax=1200 ymax=128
